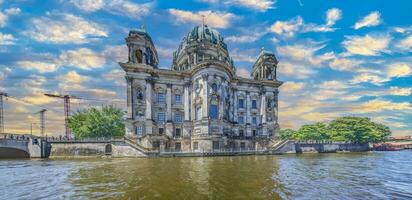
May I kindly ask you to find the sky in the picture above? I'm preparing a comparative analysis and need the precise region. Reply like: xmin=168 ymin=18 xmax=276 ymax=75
xmin=0 ymin=0 xmax=411 ymax=137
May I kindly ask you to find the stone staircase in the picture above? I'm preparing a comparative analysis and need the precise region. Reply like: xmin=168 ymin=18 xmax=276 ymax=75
xmin=123 ymin=137 xmax=158 ymax=156
xmin=270 ymin=139 xmax=290 ymax=153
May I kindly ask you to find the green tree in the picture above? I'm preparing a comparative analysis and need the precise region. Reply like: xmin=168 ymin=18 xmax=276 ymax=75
xmin=295 ymin=122 xmax=330 ymax=141
xmin=280 ymin=129 xmax=297 ymax=139
xmin=68 ymin=106 xmax=125 ymax=138
xmin=328 ymin=117 xmax=391 ymax=144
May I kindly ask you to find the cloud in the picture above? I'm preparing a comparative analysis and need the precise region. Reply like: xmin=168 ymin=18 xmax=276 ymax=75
xmin=276 ymin=41 xmax=333 ymax=66
xmin=319 ymin=80 xmax=350 ymax=90
xmin=70 ymin=0 xmax=151 ymax=19
xmin=280 ymin=81 xmax=305 ymax=92
xmin=70 ymin=0 xmax=104 ymax=12
xmin=326 ymin=8 xmax=342 ymax=26
xmin=17 ymin=61 xmax=59 ymax=73
xmin=0 ymin=7 xmax=20 ymax=27
xmin=277 ymin=61 xmax=316 ymax=79
xmin=328 ymin=57 xmax=363 ymax=71
xmin=59 ymin=48 xmax=105 ymax=70
xmin=342 ymin=34 xmax=390 ymax=56
xmin=225 ymin=0 xmax=276 ymax=12
xmin=236 ymin=68 xmax=250 ymax=78
xmin=270 ymin=16 xmax=303 ymax=38
xmin=351 ymin=63 xmax=412 ymax=85
xmin=24 ymin=13 xmax=107 ymax=44
xmin=168 ymin=9 xmax=236 ymax=29
xmin=0 ymin=32 xmax=15 ymax=45
xmin=387 ymin=87 xmax=412 ymax=96
xmin=57 ymin=71 xmax=90 ymax=84
xmin=226 ymin=32 xmax=265 ymax=43
xmin=353 ymin=99 xmax=412 ymax=113
xmin=354 ymin=11 xmax=381 ymax=30
xmin=387 ymin=63 xmax=412 ymax=78
xmin=230 ymin=48 xmax=257 ymax=63
xmin=395 ymin=35 xmax=412 ymax=52
xmin=17 ymin=48 xmax=106 ymax=73
xmin=270 ymin=8 xmax=342 ymax=38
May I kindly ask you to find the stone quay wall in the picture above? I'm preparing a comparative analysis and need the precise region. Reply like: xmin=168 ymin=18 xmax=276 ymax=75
xmin=293 ymin=141 xmax=370 ymax=153
xmin=49 ymin=141 xmax=146 ymax=158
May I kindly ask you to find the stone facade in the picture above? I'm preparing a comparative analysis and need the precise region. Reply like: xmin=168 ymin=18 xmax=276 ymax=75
xmin=119 ymin=25 xmax=283 ymax=152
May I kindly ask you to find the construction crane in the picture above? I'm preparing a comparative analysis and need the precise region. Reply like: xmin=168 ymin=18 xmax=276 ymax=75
xmin=44 ymin=93 xmax=81 ymax=138
xmin=0 ymin=92 xmax=8 ymax=133
xmin=34 ymin=109 xmax=47 ymax=137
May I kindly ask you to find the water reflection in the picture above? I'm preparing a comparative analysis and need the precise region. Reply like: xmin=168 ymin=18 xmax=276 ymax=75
xmin=1 ymin=151 xmax=412 ymax=200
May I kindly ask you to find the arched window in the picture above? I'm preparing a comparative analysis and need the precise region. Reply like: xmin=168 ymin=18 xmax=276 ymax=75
xmin=211 ymin=83 xmax=218 ymax=92
xmin=209 ymin=97 xmax=218 ymax=120
xmin=135 ymin=49 xmax=143 ymax=63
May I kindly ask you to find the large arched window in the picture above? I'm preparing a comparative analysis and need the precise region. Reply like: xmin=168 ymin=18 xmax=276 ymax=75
xmin=209 ymin=97 xmax=218 ymax=120
xmin=135 ymin=49 xmax=143 ymax=63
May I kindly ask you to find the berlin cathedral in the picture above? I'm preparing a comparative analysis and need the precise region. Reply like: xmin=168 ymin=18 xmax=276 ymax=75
xmin=119 ymin=24 xmax=282 ymax=152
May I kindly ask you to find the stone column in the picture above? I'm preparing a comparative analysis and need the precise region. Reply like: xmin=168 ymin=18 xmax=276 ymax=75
xmin=184 ymin=83 xmax=190 ymax=121
xmin=126 ymin=76 xmax=133 ymax=119
xmin=145 ymin=79 xmax=152 ymax=119
xmin=233 ymin=89 xmax=238 ymax=122
xmin=261 ymin=91 xmax=266 ymax=124
xmin=246 ymin=92 xmax=251 ymax=124
xmin=202 ymin=75 xmax=208 ymax=119
xmin=166 ymin=84 xmax=172 ymax=122
xmin=145 ymin=78 xmax=153 ymax=135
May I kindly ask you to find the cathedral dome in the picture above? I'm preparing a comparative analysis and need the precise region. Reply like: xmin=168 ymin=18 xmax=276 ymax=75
xmin=172 ymin=25 xmax=233 ymax=71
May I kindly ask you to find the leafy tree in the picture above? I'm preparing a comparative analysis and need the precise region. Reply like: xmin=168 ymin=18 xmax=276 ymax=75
xmin=68 ymin=106 xmax=125 ymax=138
xmin=295 ymin=122 xmax=330 ymax=141
xmin=279 ymin=117 xmax=391 ymax=144
xmin=280 ymin=129 xmax=297 ymax=139
xmin=328 ymin=117 xmax=390 ymax=144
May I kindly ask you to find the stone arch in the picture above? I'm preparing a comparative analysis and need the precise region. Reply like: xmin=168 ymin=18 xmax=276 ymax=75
xmin=135 ymin=49 xmax=143 ymax=63
xmin=105 ymin=144 xmax=112 ymax=155
xmin=0 ymin=147 xmax=29 ymax=158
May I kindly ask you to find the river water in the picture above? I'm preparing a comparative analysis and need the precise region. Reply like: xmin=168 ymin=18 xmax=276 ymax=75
xmin=1 ymin=151 xmax=411 ymax=200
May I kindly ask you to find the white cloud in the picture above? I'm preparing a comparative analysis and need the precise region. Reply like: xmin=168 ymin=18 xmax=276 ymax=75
xmin=230 ymin=48 xmax=257 ymax=63
xmin=17 ymin=48 xmax=106 ymax=73
xmin=354 ymin=99 xmax=412 ymax=113
xmin=270 ymin=8 xmax=342 ymax=38
xmin=0 ymin=7 xmax=20 ymax=27
xmin=354 ymin=11 xmax=381 ymax=30
xmin=387 ymin=63 xmax=412 ymax=78
xmin=70 ymin=0 xmax=151 ymax=19
xmin=270 ymin=16 xmax=303 ymax=38
xmin=351 ymin=63 xmax=412 ymax=85
xmin=57 ymin=71 xmax=90 ymax=84
xmin=281 ymin=81 xmax=305 ymax=92
xmin=395 ymin=35 xmax=412 ymax=52
xmin=329 ymin=57 xmax=362 ymax=71
xmin=70 ymin=0 xmax=104 ymax=12
xmin=236 ymin=67 xmax=250 ymax=78
xmin=17 ymin=61 xmax=59 ymax=73
xmin=226 ymin=0 xmax=276 ymax=12
xmin=277 ymin=61 xmax=316 ymax=79
xmin=342 ymin=34 xmax=390 ymax=56
xmin=24 ymin=13 xmax=107 ymax=44
xmin=226 ymin=32 xmax=265 ymax=43
xmin=168 ymin=9 xmax=236 ymax=29
xmin=0 ymin=32 xmax=15 ymax=45
xmin=326 ymin=8 xmax=342 ymax=26
xmin=276 ymin=42 xmax=332 ymax=66
xmin=101 ymin=45 xmax=128 ymax=63
xmin=387 ymin=87 xmax=412 ymax=96
xmin=59 ymin=48 xmax=105 ymax=70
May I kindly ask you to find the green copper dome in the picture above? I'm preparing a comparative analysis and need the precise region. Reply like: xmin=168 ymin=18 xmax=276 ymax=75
xmin=173 ymin=25 xmax=228 ymax=59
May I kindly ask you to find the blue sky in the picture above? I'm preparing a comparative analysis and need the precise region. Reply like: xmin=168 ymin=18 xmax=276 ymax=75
xmin=0 ymin=0 xmax=411 ymax=136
